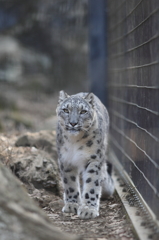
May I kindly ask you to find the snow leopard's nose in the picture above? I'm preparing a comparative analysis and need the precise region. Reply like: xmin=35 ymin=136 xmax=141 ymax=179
xmin=69 ymin=110 xmax=78 ymax=127
xmin=70 ymin=122 xmax=78 ymax=127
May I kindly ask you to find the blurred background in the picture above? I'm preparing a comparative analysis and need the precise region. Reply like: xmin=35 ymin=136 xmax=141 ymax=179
xmin=0 ymin=0 xmax=88 ymax=133
xmin=0 ymin=0 xmax=159 ymax=225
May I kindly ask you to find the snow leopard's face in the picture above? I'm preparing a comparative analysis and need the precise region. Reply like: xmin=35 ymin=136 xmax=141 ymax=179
xmin=56 ymin=91 xmax=95 ymax=134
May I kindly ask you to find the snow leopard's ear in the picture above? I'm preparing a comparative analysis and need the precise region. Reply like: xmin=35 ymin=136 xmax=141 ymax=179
xmin=58 ymin=90 xmax=69 ymax=103
xmin=84 ymin=93 xmax=95 ymax=107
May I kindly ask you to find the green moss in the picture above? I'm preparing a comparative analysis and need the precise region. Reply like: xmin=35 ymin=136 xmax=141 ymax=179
xmin=10 ymin=113 xmax=33 ymax=129
xmin=0 ymin=121 xmax=3 ymax=132
xmin=0 ymin=96 xmax=17 ymax=111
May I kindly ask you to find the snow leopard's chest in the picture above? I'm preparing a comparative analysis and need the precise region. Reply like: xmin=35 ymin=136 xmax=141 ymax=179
xmin=59 ymin=130 xmax=104 ymax=171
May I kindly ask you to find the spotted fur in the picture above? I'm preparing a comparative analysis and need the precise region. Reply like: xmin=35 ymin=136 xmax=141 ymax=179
xmin=56 ymin=91 xmax=114 ymax=219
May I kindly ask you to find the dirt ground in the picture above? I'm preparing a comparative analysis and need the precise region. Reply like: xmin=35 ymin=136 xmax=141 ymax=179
xmin=0 ymin=83 xmax=137 ymax=240
xmin=42 ymin=192 xmax=136 ymax=240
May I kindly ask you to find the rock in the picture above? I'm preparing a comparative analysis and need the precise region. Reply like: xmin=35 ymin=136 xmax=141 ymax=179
xmin=0 ymin=132 xmax=61 ymax=197
xmin=0 ymin=162 xmax=82 ymax=240
xmin=15 ymin=130 xmax=57 ymax=159
xmin=14 ymin=131 xmax=60 ymax=195
xmin=10 ymin=148 xmax=60 ymax=195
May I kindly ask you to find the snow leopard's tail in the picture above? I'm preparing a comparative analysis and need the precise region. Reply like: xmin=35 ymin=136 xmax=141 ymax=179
xmin=101 ymin=162 xmax=115 ymax=199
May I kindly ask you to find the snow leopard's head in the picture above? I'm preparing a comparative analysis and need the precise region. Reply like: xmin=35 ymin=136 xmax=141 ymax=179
xmin=56 ymin=90 xmax=95 ymax=134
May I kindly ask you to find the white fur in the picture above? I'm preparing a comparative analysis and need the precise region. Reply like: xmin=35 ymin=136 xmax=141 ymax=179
xmin=56 ymin=91 xmax=114 ymax=219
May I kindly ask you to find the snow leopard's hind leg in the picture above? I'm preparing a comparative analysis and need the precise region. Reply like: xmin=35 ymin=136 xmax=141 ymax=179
xmin=101 ymin=162 xmax=114 ymax=199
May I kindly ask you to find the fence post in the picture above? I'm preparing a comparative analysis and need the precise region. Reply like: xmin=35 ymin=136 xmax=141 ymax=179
xmin=88 ymin=0 xmax=108 ymax=106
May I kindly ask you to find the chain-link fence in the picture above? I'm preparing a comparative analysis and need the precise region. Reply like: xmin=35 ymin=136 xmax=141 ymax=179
xmin=107 ymin=0 xmax=159 ymax=219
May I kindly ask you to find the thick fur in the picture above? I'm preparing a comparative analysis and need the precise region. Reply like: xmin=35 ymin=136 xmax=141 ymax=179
xmin=56 ymin=91 xmax=114 ymax=219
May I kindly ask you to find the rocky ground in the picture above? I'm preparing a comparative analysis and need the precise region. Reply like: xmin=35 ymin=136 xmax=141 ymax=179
xmin=0 ymin=131 xmax=136 ymax=240
xmin=0 ymin=83 xmax=137 ymax=240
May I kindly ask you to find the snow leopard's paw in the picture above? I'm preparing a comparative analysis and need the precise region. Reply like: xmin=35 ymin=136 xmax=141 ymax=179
xmin=62 ymin=202 xmax=79 ymax=214
xmin=78 ymin=205 xmax=99 ymax=219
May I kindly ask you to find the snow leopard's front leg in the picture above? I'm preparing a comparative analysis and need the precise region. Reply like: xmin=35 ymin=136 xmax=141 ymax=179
xmin=59 ymin=163 xmax=81 ymax=214
xmin=78 ymin=161 xmax=102 ymax=219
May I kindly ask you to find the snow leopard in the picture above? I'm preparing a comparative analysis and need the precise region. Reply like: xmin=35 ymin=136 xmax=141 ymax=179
xmin=56 ymin=90 xmax=114 ymax=219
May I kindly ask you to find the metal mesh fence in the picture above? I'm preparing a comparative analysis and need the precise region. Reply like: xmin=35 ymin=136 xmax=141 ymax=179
xmin=0 ymin=0 xmax=88 ymax=93
xmin=107 ymin=0 xmax=159 ymax=218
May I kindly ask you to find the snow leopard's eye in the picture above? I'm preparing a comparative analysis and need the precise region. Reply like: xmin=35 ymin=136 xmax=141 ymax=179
xmin=80 ymin=110 xmax=87 ymax=114
xmin=63 ymin=108 xmax=69 ymax=113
